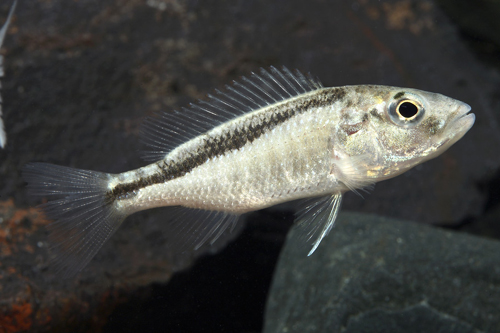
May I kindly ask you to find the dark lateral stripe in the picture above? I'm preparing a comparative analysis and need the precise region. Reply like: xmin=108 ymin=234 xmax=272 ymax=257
xmin=106 ymin=87 xmax=347 ymax=203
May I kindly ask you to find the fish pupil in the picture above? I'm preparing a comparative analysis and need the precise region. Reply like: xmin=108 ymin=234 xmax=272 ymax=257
xmin=398 ymin=102 xmax=418 ymax=118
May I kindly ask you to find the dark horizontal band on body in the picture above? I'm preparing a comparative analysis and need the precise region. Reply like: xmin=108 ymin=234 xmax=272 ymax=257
xmin=105 ymin=87 xmax=346 ymax=203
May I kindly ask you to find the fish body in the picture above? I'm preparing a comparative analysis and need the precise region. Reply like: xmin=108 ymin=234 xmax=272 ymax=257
xmin=23 ymin=67 xmax=475 ymax=276
xmin=115 ymin=88 xmax=349 ymax=214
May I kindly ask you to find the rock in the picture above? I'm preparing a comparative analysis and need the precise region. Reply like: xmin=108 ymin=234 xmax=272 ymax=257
xmin=434 ymin=0 xmax=500 ymax=46
xmin=264 ymin=212 xmax=500 ymax=333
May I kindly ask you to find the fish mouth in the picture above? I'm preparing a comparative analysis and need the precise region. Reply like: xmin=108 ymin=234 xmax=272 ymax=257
xmin=449 ymin=102 xmax=475 ymax=139
xmin=426 ymin=102 xmax=474 ymax=160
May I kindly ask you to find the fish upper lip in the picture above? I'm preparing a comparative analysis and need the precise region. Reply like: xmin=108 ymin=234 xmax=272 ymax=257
xmin=456 ymin=102 xmax=472 ymax=118
xmin=446 ymin=102 xmax=475 ymax=139
xmin=450 ymin=102 xmax=475 ymax=129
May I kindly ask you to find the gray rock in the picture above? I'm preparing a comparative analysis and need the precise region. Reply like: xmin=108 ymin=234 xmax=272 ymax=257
xmin=264 ymin=212 xmax=500 ymax=333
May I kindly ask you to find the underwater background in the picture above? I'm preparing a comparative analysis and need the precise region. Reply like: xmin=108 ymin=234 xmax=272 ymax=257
xmin=0 ymin=0 xmax=499 ymax=332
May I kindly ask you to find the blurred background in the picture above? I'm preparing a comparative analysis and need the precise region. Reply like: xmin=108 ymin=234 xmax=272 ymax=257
xmin=0 ymin=0 xmax=499 ymax=332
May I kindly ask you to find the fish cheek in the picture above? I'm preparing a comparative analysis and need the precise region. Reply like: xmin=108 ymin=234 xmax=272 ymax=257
xmin=421 ymin=115 xmax=443 ymax=136
xmin=376 ymin=126 xmax=414 ymax=155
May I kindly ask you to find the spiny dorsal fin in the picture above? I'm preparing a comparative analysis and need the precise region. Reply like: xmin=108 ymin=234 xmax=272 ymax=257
xmin=140 ymin=66 xmax=323 ymax=162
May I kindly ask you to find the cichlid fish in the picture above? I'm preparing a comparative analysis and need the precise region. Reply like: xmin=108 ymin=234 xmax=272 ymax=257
xmin=0 ymin=0 xmax=17 ymax=148
xmin=23 ymin=67 xmax=475 ymax=276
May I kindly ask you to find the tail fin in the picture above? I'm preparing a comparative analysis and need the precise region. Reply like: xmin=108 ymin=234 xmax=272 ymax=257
xmin=22 ymin=163 xmax=126 ymax=277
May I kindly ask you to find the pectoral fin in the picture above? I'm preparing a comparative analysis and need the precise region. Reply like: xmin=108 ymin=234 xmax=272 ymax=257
xmin=333 ymin=153 xmax=375 ymax=196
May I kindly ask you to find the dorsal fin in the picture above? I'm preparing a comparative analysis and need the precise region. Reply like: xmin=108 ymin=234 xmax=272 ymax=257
xmin=140 ymin=66 xmax=323 ymax=162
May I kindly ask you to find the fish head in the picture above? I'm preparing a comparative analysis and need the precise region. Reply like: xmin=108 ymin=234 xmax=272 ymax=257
xmin=337 ymin=86 xmax=475 ymax=181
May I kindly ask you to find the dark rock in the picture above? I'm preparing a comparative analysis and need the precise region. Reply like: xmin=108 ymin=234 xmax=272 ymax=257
xmin=434 ymin=0 xmax=500 ymax=46
xmin=342 ymin=305 xmax=477 ymax=333
xmin=264 ymin=212 xmax=500 ymax=333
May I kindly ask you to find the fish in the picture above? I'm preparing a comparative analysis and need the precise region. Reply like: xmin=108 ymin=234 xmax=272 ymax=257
xmin=22 ymin=66 xmax=475 ymax=276
xmin=0 ymin=0 xmax=17 ymax=148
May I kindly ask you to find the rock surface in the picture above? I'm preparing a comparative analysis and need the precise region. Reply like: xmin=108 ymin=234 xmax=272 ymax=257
xmin=265 ymin=212 xmax=500 ymax=333
xmin=0 ymin=0 xmax=498 ymax=331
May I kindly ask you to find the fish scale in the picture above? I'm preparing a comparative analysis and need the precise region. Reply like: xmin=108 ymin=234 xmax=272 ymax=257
xmin=23 ymin=66 xmax=475 ymax=277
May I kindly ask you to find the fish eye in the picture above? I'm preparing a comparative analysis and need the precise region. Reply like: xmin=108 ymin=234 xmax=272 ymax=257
xmin=397 ymin=101 xmax=419 ymax=119
xmin=388 ymin=94 xmax=425 ymax=127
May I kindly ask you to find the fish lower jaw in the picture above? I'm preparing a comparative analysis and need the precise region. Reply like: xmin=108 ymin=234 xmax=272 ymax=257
xmin=444 ymin=112 xmax=475 ymax=146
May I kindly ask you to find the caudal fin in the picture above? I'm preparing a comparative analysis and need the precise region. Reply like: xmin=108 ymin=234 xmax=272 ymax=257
xmin=23 ymin=163 xmax=126 ymax=277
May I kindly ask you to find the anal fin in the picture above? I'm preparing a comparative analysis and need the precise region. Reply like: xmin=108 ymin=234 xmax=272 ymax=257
xmin=293 ymin=193 xmax=343 ymax=256
xmin=157 ymin=207 xmax=242 ymax=254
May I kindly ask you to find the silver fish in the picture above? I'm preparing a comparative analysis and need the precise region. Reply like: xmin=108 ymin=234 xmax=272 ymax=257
xmin=23 ymin=66 xmax=475 ymax=276
xmin=0 ymin=0 xmax=16 ymax=148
